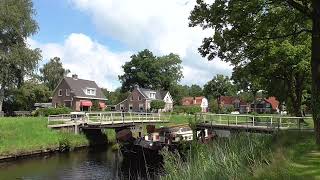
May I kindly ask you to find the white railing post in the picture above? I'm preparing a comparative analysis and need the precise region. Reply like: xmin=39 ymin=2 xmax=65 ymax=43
xmin=139 ymin=113 xmax=141 ymax=123
xmin=252 ymin=116 xmax=255 ymax=126
xmin=235 ymin=116 xmax=238 ymax=125
xmin=219 ymin=115 xmax=222 ymax=124
xmin=280 ymin=117 xmax=282 ymax=128
xmin=270 ymin=117 xmax=273 ymax=128
xmin=100 ymin=113 xmax=102 ymax=124
xmin=111 ymin=112 xmax=113 ymax=124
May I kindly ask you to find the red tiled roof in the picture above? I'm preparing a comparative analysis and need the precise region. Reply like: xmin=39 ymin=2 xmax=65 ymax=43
xmin=194 ymin=96 xmax=205 ymax=105
xmin=265 ymin=97 xmax=279 ymax=110
xmin=181 ymin=97 xmax=194 ymax=106
xmin=220 ymin=96 xmax=236 ymax=105
xmin=220 ymin=96 xmax=250 ymax=106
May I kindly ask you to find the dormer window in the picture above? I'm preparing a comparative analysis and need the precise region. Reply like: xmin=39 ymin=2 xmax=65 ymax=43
xmin=150 ymin=92 xmax=156 ymax=99
xmin=85 ymin=88 xmax=96 ymax=96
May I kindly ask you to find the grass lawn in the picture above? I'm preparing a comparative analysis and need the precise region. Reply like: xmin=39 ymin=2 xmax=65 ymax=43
xmin=0 ymin=117 xmax=91 ymax=157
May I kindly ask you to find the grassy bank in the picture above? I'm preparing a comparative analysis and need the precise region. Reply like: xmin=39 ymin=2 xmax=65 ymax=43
xmin=161 ymin=131 xmax=320 ymax=180
xmin=0 ymin=117 xmax=115 ymax=158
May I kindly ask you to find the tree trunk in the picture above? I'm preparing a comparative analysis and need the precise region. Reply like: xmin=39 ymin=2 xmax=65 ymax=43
xmin=0 ymin=86 xmax=4 ymax=112
xmin=253 ymin=91 xmax=257 ymax=113
xmin=217 ymin=96 xmax=221 ymax=113
xmin=311 ymin=0 xmax=320 ymax=145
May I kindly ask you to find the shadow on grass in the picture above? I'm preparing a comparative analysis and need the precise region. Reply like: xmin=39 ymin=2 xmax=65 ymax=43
xmin=290 ymin=150 xmax=320 ymax=179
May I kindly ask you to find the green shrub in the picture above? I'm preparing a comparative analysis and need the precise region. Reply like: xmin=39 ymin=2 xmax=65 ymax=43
xmin=221 ymin=105 xmax=235 ymax=113
xmin=151 ymin=100 xmax=166 ymax=111
xmin=34 ymin=107 xmax=72 ymax=117
xmin=173 ymin=106 xmax=201 ymax=115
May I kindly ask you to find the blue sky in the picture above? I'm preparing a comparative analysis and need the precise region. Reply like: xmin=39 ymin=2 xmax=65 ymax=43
xmin=29 ymin=0 xmax=232 ymax=90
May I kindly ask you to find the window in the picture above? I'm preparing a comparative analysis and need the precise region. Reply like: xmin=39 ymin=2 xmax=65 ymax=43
xmin=139 ymin=104 xmax=144 ymax=111
xmin=120 ymin=104 xmax=124 ymax=110
xmin=58 ymin=89 xmax=62 ymax=96
xmin=129 ymin=104 xmax=133 ymax=111
xmin=130 ymin=96 xmax=133 ymax=101
xmin=149 ymin=92 xmax=156 ymax=99
xmin=66 ymin=89 xmax=70 ymax=96
xmin=138 ymin=96 xmax=142 ymax=101
xmin=85 ymin=88 xmax=96 ymax=96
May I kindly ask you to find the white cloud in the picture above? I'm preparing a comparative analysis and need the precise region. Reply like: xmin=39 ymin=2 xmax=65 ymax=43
xmin=31 ymin=0 xmax=233 ymax=90
xmin=70 ymin=0 xmax=233 ymax=85
xmin=28 ymin=33 xmax=131 ymax=91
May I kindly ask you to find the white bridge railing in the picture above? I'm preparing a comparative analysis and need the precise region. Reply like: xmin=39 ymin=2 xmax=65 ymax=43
xmin=48 ymin=112 xmax=169 ymax=126
xmin=86 ymin=112 xmax=168 ymax=125
xmin=196 ymin=113 xmax=313 ymax=130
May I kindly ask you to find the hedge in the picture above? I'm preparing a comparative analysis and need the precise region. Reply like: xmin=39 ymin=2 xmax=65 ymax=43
xmin=33 ymin=107 xmax=72 ymax=117
xmin=173 ymin=106 xmax=202 ymax=114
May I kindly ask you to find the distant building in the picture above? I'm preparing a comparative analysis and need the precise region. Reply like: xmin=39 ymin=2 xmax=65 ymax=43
xmin=181 ymin=96 xmax=208 ymax=112
xmin=219 ymin=96 xmax=250 ymax=113
xmin=52 ymin=74 xmax=107 ymax=111
xmin=251 ymin=97 xmax=279 ymax=113
xmin=115 ymin=85 xmax=173 ymax=112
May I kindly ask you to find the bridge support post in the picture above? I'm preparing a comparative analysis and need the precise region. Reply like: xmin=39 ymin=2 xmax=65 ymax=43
xmin=74 ymin=124 xmax=79 ymax=134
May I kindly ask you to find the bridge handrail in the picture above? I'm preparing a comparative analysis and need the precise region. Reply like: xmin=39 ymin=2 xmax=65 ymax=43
xmin=196 ymin=113 xmax=313 ymax=130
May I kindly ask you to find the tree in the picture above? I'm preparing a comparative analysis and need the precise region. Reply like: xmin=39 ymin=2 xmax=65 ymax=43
xmin=101 ymin=88 xmax=130 ymax=105
xmin=169 ymin=84 xmax=190 ymax=105
xmin=189 ymin=0 xmax=320 ymax=144
xmin=119 ymin=49 xmax=183 ymax=91
xmin=3 ymin=80 xmax=51 ymax=113
xmin=40 ymin=57 xmax=70 ymax=91
xmin=15 ymin=80 xmax=51 ymax=111
xmin=203 ymin=74 xmax=236 ymax=112
xmin=0 ymin=0 xmax=41 ymax=112
xmin=189 ymin=84 xmax=203 ymax=97
xmin=150 ymin=100 xmax=166 ymax=112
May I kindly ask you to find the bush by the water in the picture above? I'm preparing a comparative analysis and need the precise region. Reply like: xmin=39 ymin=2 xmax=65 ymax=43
xmin=161 ymin=134 xmax=273 ymax=180
xmin=173 ymin=106 xmax=201 ymax=115
xmin=34 ymin=107 xmax=72 ymax=116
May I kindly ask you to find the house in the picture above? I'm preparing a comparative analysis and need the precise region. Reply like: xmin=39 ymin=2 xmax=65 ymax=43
xmin=115 ymin=85 xmax=173 ymax=112
xmin=219 ymin=96 xmax=250 ymax=113
xmin=181 ymin=96 xmax=208 ymax=112
xmin=251 ymin=97 xmax=279 ymax=113
xmin=52 ymin=74 xmax=107 ymax=111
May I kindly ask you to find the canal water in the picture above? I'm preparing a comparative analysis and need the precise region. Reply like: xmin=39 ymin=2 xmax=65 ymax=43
xmin=0 ymin=147 xmax=163 ymax=180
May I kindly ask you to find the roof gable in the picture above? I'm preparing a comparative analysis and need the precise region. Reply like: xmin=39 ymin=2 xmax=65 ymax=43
xmin=63 ymin=77 xmax=106 ymax=100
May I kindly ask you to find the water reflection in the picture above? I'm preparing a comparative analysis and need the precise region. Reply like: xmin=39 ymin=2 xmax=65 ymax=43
xmin=0 ymin=146 xmax=162 ymax=180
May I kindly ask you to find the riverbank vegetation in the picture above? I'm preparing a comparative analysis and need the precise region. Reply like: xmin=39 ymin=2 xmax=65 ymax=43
xmin=161 ymin=131 xmax=320 ymax=180
xmin=0 ymin=117 xmax=115 ymax=158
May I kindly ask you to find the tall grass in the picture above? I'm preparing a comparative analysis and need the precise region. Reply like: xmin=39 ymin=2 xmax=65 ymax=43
xmin=161 ymin=131 xmax=319 ymax=180
xmin=161 ymin=133 xmax=275 ymax=180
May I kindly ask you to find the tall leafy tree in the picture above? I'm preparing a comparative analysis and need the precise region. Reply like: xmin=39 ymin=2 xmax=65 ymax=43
xmin=169 ymin=84 xmax=190 ymax=105
xmin=189 ymin=84 xmax=203 ymax=97
xmin=14 ymin=80 xmax=51 ymax=111
xmin=203 ymin=74 xmax=236 ymax=112
xmin=0 ymin=0 xmax=41 ymax=112
xmin=119 ymin=49 xmax=183 ymax=91
xmin=101 ymin=88 xmax=129 ymax=105
xmin=40 ymin=57 xmax=70 ymax=91
xmin=189 ymin=0 xmax=320 ymax=144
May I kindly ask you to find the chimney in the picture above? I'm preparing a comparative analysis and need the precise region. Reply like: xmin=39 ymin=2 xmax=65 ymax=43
xmin=134 ymin=84 xmax=139 ymax=90
xmin=72 ymin=74 xmax=78 ymax=80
